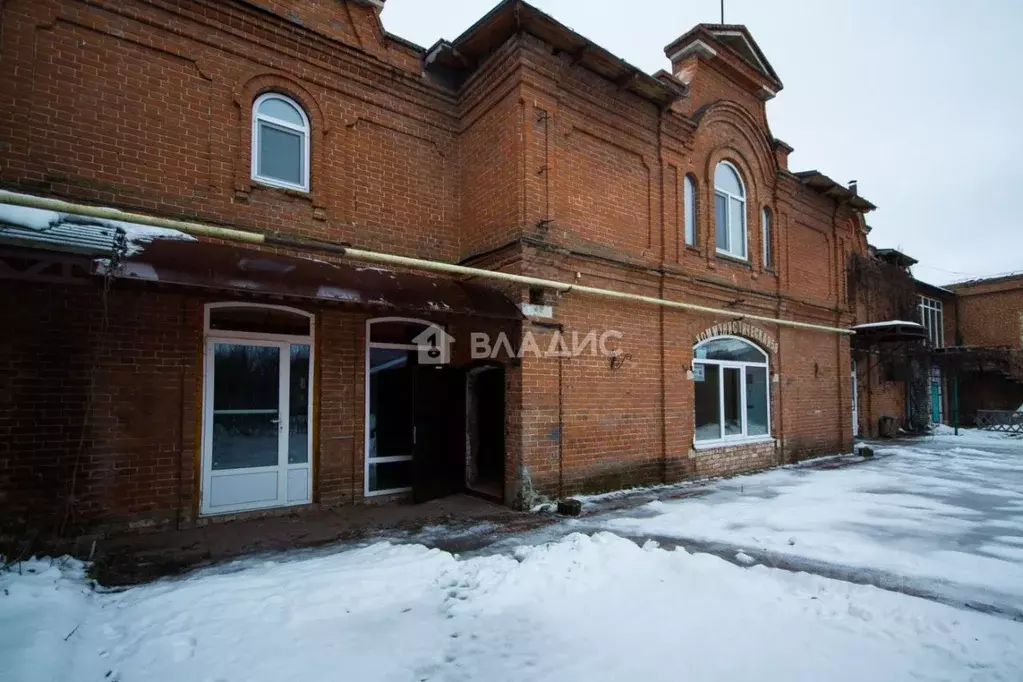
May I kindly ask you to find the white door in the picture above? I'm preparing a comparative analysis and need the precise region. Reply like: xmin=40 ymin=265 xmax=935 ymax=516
xmin=202 ymin=338 xmax=312 ymax=515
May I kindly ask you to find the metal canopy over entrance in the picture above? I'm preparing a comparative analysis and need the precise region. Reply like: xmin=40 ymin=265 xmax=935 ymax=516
xmin=97 ymin=239 xmax=523 ymax=321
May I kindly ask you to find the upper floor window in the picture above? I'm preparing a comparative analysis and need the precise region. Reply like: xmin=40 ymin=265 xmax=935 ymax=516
xmin=252 ymin=93 xmax=310 ymax=192
xmin=762 ymin=207 xmax=773 ymax=269
xmin=919 ymin=296 xmax=944 ymax=347
xmin=683 ymin=174 xmax=697 ymax=246
xmin=714 ymin=161 xmax=747 ymax=259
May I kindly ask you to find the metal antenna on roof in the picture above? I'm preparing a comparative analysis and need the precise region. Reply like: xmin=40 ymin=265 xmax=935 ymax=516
xmin=720 ymin=0 xmax=725 ymax=23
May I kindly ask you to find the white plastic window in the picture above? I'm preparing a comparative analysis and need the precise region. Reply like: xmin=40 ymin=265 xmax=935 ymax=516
xmin=714 ymin=162 xmax=747 ymax=259
xmin=252 ymin=93 xmax=310 ymax=192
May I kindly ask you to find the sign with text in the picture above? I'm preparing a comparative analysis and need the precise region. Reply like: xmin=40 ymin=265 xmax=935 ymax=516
xmin=695 ymin=321 xmax=778 ymax=354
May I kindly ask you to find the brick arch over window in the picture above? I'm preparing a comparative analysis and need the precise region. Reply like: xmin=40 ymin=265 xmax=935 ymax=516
xmin=692 ymin=101 xmax=776 ymax=184
xmin=689 ymin=101 xmax=778 ymax=263
xmin=232 ymin=72 xmax=330 ymax=209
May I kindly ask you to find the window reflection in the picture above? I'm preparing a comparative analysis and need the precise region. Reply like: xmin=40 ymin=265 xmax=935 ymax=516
xmin=211 ymin=344 xmax=280 ymax=470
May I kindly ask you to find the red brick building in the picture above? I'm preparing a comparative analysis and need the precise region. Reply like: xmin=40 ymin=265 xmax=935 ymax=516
xmin=947 ymin=274 xmax=1023 ymax=423
xmin=0 ymin=0 xmax=877 ymax=538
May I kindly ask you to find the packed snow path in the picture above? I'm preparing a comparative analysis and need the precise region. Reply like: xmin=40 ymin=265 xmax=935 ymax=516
xmin=596 ymin=428 xmax=1023 ymax=618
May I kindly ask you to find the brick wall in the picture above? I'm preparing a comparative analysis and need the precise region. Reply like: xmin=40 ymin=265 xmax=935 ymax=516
xmin=692 ymin=441 xmax=778 ymax=479
xmin=952 ymin=278 xmax=1023 ymax=349
xmin=1 ymin=0 xmax=871 ymax=530
xmin=0 ymin=0 xmax=461 ymax=261
xmin=317 ymin=309 xmax=365 ymax=507
xmin=0 ymin=280 xmax=198 ymax=535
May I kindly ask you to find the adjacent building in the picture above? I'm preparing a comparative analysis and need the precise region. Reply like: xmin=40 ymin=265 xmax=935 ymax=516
xmin=946 ymin=274 xmax=1023 ymax=424
xmin=1 ymin=0 xmax=877 ymax=538
xmin=850 ymin=243 xmax=1023 ymax=436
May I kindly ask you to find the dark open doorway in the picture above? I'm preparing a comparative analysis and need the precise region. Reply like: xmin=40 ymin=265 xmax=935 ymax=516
xmin=412 ymin=365 xmax=465 ymax=503
xmin=466 ymin=364 xmax=505 ymax=502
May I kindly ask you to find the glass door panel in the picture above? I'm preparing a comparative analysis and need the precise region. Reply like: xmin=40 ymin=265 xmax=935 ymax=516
xmin=694 ymin=363 xmax=721 ymax=441
xmin=745 ymin=366 xmax=769 ymax=436
xmin=211 ymin=343 xmax=281 ymax=471
xmin=723 ymin=367 xmax=743 ymax=436
xmin=289 ymin=344 xmax=311 ymax=464
xmin=367 ymin=347 xmax=416 ymax=493
xmin=369 ymin=348 xmax=415 ymax=460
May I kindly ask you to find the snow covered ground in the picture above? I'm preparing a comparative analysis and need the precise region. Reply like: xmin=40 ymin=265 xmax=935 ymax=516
xmin=3 ymin=429 xmax=1023 ymax=681
xmin=600 ymin=428 xmax=1023 ymax=618
xmin=5 ymin=532 xmax=1023 ymax=682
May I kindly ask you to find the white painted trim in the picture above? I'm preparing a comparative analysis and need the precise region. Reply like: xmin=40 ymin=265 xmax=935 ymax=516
xmin=370 ymin=456 xmax=413 ymax=464
xmin=683 ymin=174 xmax=697 ymax=246
xmin=668 ymin=39 xmax=718 ymax=63
xmin=711 ymin=30 xmax=772 ymax=74
xmin=205 ymin=302 xmax=314 ymax=341
xmin=251 ymin=92 xmax=310 ymax=193
xmin=692 ymin=436 xmax=775 ymax=452
xmin=365 ymin=486 xmax=413 ymax=498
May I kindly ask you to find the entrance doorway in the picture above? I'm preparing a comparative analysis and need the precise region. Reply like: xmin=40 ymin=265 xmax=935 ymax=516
xmin=365 ymin=318 xmax=465 ymax=502
xmin=466 ymin=364 xmax=505 ymax=500
xmin=930 ymin=364 xmax=944 ymax=424
xmin=201 ymin=304 xmax=313 ymax=515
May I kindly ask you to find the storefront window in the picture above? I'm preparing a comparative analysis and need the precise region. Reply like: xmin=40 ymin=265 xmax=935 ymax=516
xmin=693 ymin=336 xmax=770 ymax=444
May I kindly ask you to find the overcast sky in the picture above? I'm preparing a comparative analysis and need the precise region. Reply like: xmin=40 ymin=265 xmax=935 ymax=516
xmin=382 ymin=0 xmax=1023 ymax=286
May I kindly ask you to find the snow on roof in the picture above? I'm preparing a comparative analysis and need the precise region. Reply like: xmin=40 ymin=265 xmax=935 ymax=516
xmin=0 ymin=190 xmax=195 ymax=256
xmin=852 ymin=320 xmax=924 ymax=330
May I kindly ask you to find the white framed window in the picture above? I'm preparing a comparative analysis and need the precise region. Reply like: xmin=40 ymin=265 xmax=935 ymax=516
xmin=251 ymin=93 xmax=310 ymax=192
xmin=365 ymin=317 xmax=447 ymax=497
xmin=714 ymin=161 xmax=747 ymax=259
xmin=762 ymin=207 xmax=772 ymax=269
xmin=693 ymin=336 xmax=770 ymax=446
xmin=919 ymin=296 xmax=944 ymax=347
xmin=683 ymin=174 xmax=697 ymax=246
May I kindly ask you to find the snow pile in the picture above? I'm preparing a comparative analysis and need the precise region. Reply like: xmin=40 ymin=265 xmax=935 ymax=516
xmin=0 ymin=189 xmax=195 ymax=256
xmin=851 ymin=320 xmax=924 ymax=329
xmin=4 ymin=533 xmax=1023 ymax=682
xmin=931 ymin=424 xmax=1021 ymax=442
xmin=0 ymin=559 xmax=93 ymax=682
xmin=601 ymin=439 xmax=1023 ymax=615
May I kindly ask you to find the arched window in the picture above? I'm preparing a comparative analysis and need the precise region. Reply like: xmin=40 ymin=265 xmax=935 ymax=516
xmin=252 ymin=93 xmax=310 ymax=192
xmin=683 ymin=174 xmax=697 ymax=246
xmin=762 ymin=207 xmax=773 ymax=269
xmin=714 ymin=161 xmax=747 ymax=259
xmin=693 ymin=336 xmax=769 ymax=444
